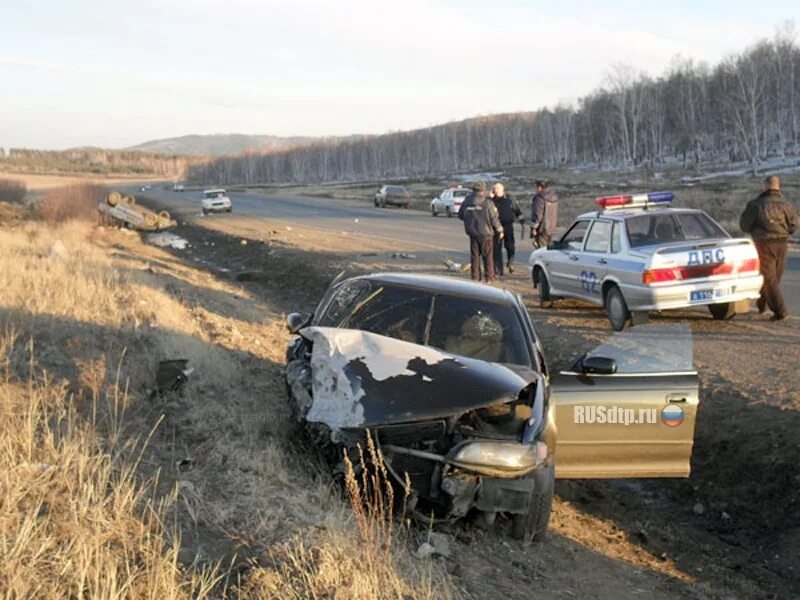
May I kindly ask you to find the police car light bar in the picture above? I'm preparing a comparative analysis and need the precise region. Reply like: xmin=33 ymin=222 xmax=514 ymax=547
xmin=596 ymin=191 xmax=675 ymax=210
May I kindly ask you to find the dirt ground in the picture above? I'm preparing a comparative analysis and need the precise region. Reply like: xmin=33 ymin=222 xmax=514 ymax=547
xmin=128 ymin=195 xmax=799 ymax=599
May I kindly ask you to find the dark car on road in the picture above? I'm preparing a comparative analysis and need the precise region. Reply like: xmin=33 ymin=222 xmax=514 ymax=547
xmin=284 ymin=273 xmax=700 ymax=540
xmin=375 ymin=185 xmax=411 ymax=208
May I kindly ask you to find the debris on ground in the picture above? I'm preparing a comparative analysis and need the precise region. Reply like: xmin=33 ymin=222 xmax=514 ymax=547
xmin=693 ymin=502 xmax=705 ymax=516
xmin=236 ymin=270 xmax=269 ymax=282
xmin=391 ymin=252 xmax=416 ymax=259
xmin=147 ymin=232 xmax=189 ymax=250
xmin=49 ymin=240 xmax=69 ymax=260
xmin=414 ymin=533 xmax=452 ymax=559
xmin=150 ymin=359 xmax=193 ymax=399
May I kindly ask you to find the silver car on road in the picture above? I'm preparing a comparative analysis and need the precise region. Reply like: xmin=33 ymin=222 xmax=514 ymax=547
xmin=528 ymin=192 xmax=763 ymax=330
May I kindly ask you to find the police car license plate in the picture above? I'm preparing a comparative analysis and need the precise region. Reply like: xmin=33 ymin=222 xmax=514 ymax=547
xmin=690 ymin=287 xmax=731 ymax=302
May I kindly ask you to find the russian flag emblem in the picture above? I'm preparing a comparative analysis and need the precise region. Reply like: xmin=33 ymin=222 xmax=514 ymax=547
xmin=661 ymin=404 xmax=684 ymax=427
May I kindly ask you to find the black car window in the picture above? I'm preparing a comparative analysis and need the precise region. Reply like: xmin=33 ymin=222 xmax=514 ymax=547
xmin=584 ymin=220 xmax=612 ymax=253
xmin=387 ymin=186 xmax=407 ymax=195
xmin=318 ymin=280 xmax=375 ymax=327
xmin=428 ymin=295 xmax=531 ymax=366
xmin=559 ymin=221 xmax=590 ymax=251
xmin=321 ymin=282 xmax=432 ymax=345
xmin=611 ymin=222 xmax=622 ymax=253
xmin=453 ymin=190 xmax=468 ymax=198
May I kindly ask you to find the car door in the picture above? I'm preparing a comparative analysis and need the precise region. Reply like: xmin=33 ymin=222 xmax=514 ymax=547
xmin=574 ymin=219 xmax=613 ymax=305
xmin=545 ymin=220 xmax=591 ymax=297
xmin=551 ymin=324 xmax=699 ymax=478
xmin=440 ymin=190 xmax=451 ymax=212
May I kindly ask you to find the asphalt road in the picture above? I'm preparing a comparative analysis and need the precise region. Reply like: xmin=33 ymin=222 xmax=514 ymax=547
xmin=127 ymin=186 xmax=800 ymax=316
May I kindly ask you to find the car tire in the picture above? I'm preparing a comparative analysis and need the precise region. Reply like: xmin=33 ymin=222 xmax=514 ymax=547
xmin=605 ymin=285 xmax=630 ymax=331
xmin=708 ymin=302 xmax=736 ymax=320
xmin=535 ymin=268 xmax=553 ymax=308
xmin=431 ymin=205 xmax=438 ymax=217
xmin=375 ymin=198 xmax=380 ymax=207
xmin=511 ymin=462 xmax=554 ymax=542
xmin=226 ymin=207 xmax=232 ymax=213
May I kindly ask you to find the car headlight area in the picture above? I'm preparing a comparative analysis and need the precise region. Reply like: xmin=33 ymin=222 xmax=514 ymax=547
xmin=449 ymin=440 xmax=547 ymax=477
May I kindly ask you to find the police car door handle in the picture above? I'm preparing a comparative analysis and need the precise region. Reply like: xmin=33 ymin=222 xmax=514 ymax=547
xmin=568 ymin=255 xmax=579 ymax=261
xmin=666 ymin=393 xmax=687 ymax=403
xmin=597 ymin=258 xmax=608 ymax=265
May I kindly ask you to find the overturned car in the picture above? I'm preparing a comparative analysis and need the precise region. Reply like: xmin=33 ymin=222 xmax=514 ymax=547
xmin=285 ymin=273 xmax=700 ymax=540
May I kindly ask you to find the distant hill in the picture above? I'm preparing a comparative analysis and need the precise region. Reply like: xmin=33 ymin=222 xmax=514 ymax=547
xmin=126 ymin=134 xmax=324 ymax=157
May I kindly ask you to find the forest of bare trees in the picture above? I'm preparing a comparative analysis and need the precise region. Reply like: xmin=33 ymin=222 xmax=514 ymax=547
xmin=1 ymin=148 xmax=191 ymax=177
xmin=189 ymin=26 xmax=800 ymax=186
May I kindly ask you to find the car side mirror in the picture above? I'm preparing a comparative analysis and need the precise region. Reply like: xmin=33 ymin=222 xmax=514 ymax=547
xmin=286 ymin=312 xmax=308 ymax=334
xmin=580 ymin=356 xmax=617 ymax=375
xmin=547 ymin=240 xmax=559 ymax=250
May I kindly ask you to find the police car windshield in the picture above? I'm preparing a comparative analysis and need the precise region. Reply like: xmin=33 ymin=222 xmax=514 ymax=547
xmin=625 ymin=212 xmax=728 ymax=248
xmin=387 ymin=186 xmax=407 ymax=195
xmin=453 ymin=190 xmax=469 ymax=198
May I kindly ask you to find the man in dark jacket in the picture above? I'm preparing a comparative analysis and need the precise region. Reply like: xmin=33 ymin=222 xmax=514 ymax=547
xmin=740 ymin=175 xmax=798 ymax=321
xmin=530 ymin=180 xmax=559 ymax=248
xmin=490 ymin=182 xmax=522 ymax=275
xmin=458 ymin=181 xmax=504 ymax=282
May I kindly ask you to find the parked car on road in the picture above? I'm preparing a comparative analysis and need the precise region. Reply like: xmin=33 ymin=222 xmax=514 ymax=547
xmin=284 ymin=272 xmax=700 ymax=541
xmin=201 ymin=188 xmax=232 ymax=214
xmin=375 ymin=185 xmax=411 ymax=208
xmin=529 ymin=192 xmax=763 ymax=330
xmin=430 ymin=186 xmax=469 ymax=217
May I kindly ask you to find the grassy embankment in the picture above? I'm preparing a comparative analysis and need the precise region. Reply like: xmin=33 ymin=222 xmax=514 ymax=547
xmin=0 ymin=185 xmax=457 ymax=599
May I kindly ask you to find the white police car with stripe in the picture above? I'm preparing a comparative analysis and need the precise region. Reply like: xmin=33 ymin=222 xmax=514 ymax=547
xmin=528 ymin=192 xmax=763 ymax=330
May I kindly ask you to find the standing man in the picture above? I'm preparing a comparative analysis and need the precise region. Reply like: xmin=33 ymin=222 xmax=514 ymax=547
xmin=530 ymin=180 xmax=559 ymax=248
xmin=740 ymin=175 xmax=798 ymax=321
xmin=458 ymin=181 xmax=504 ymax=282
xmin=490 ymin=182 xmax=522 ymax=275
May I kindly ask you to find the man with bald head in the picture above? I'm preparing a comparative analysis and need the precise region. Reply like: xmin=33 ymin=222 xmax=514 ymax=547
xmin=490 ymin=182 xmax=521 ymax=275
xmin=740 ymin=175 xmax=798 ymax=321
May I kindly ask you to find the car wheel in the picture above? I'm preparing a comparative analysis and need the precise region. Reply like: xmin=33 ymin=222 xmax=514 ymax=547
xmin=226 ymin=207 xmax=232 ymax=213
xmin=431 ymin=205 xmax=438 ymax=216
xmin=708 ymin=302 xmax=736 ymax=320
xmin=375 ymin=198 xmax=379 ymax=207
xmin=535 ymin=268 xmax=553 ymax=308
xmin=605 ymin=285 xmax=630 ymax=331
xmin=511 ymin=462 xmax=554 ymax=542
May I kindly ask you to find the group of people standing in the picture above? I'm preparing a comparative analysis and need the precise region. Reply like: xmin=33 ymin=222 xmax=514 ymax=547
xmin=458 ymin=179 xmax=559 ymax=282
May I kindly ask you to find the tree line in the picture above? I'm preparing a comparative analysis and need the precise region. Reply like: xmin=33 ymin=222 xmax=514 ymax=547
xmin=189 ymin=26 xmax=800 ymax=186
xmin=1 ymin=148 xmax=191 ymax=176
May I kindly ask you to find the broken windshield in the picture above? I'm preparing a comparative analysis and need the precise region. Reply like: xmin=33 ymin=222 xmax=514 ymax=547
xmin=319 ymin=281 xmax=532 ymax=367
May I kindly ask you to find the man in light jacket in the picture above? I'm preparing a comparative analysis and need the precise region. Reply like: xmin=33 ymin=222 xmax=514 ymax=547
xmin=459 ymin=181 xmax=504 ymax=282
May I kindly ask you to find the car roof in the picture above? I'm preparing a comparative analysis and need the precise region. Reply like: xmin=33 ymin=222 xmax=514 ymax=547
xmin=351 ymin=272 xmax=518 ymax=304
xmin=575 ymin=207 xmax=704 ymax=221
xmin=203 ymin=188 xmax=226 ymax=193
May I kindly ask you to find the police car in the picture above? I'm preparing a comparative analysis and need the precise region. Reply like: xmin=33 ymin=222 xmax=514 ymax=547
xmin=528 ymin=192 xmax=763 ymax=330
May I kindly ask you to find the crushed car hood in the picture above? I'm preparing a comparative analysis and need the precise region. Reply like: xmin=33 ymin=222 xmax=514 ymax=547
xmin=299 ymin=327 xmax=535 ymax=431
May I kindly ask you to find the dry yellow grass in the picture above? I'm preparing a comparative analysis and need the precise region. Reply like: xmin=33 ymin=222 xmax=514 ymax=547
xmin=0 ymin=218 xmax=458 ymax=599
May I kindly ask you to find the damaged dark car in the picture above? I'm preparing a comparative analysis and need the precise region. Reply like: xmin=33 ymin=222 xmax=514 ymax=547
xmin=285 ymin=273 xmax=700 ymax=541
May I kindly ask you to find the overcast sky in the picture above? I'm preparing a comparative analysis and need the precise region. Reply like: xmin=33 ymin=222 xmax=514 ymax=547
xmin=1 ymin=0 xmax=797 ymax=149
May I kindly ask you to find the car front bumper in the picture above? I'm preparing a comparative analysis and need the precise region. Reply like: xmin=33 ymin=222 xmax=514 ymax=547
xmin=621 ymin=274 xmax=763 ymax=311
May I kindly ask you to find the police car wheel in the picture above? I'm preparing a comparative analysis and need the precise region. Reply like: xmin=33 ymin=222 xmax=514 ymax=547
xmin=536 ymin=268 xmax=553 ymax=308
xmin=605 ymin=286 xmax=630 ymax=331
xmin=708 ymin=302 xmax=736 ymax=320
xmin=431 ymin=205 xmax=438 ymax=216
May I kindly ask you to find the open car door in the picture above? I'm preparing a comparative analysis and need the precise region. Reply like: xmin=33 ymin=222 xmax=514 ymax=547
xmin=552 ymin=324 xmax=699 ymax=479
